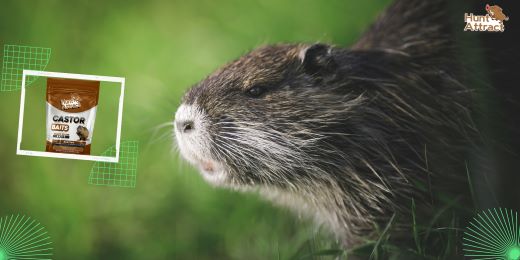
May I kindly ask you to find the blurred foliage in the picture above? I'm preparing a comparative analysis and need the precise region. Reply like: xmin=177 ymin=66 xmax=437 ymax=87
xmin=0 ymin=0 xmax=393 ymax=259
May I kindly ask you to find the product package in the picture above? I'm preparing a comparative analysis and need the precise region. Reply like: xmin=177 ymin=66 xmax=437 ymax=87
xmin=46 ymin=78 xmax=100 ymax=155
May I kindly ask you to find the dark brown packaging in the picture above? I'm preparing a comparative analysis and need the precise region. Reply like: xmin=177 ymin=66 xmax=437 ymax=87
xmin=46 ymin=78 xmax=100 ymax=155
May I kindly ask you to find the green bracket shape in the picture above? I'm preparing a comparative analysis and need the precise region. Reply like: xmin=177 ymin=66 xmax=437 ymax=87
xmin=463 ymin=208 xmax=520 ymax=260
xmin=88 ymin=140 xmax=139 ymax=188
xmin=0 ymin=214 xmax=53 ymax=260
xmin=1 ymin=44 xmax=51 ymax=91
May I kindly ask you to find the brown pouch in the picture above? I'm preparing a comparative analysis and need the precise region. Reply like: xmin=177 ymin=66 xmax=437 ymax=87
xmin=46 ymin=78 xmax=100 ymax=155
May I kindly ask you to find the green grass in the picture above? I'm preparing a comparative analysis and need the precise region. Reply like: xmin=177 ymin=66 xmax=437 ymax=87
xmin=288 ymin=206 xmax=467 ymax=260
xmin=288 ymin=164 xmax=478 ymax=260
xmin=287 ymin=164 xmax=478 ymax=260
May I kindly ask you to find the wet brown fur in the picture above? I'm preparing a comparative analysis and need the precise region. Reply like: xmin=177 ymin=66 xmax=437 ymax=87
xmin=177 ymin=0 xmax=478 ymax=247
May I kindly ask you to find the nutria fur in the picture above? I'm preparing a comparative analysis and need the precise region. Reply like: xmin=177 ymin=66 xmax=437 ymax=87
xmin=174 ymin=0 xmax=482 ymax=247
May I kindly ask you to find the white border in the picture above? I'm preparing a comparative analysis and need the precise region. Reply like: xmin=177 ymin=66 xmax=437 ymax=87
xmin=16 ymin=70 xmax=125 ymax=163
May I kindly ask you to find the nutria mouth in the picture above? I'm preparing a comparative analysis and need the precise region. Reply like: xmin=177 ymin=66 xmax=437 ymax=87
xmin=201 ymin=161 xmax=215 ymax=172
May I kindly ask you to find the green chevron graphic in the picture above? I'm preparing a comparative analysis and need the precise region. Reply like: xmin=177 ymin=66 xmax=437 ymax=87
xmin=0 ymin=214 xmax=53 ymax=260
xmin=463 ymin=208 xmax=520 ymax=260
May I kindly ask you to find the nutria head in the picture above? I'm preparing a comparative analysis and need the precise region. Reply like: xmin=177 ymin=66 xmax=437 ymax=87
xmin=173 ymin=0 xmax=475 ymax=245
xmin=175 ymin=43 xmax=351 ymax=186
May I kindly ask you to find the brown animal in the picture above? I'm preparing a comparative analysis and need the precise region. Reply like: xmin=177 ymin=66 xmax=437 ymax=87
xmin=77 ymin=126 xmax=89 ymax=141
xmin=174 ymin=0 xmax=489 ymax=253
xmin=486 ymin=4 xmax=509 ymax=21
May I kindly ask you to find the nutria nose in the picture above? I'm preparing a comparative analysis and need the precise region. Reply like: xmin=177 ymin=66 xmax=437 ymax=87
xmin=176 ymin=120 xmax=194 ymax=133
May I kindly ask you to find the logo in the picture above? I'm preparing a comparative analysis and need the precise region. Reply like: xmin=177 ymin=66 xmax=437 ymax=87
xmin=61 ymin=94 xmax=81 ymax=110
xmin=464 ymin=4 xmax=509 ymax=32
xmin=463 ymin=208 xmax=520 ymax=260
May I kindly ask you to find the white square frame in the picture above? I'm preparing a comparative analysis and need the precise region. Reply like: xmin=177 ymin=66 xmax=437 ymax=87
xmin=16 ymin=70 xmax=125 ymax=163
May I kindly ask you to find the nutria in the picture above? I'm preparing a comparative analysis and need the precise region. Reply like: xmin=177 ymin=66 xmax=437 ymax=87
xmin=77 ymin=126 xmax=89 ymax=141
xmin=173 ymin=0 xmax=510 ymax=250
xmin=486 ymin=4 xmax=509 ymax=22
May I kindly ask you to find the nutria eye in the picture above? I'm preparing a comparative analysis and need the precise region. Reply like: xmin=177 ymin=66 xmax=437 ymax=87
xmin=246 ymin=85 xmax=266 ymax=98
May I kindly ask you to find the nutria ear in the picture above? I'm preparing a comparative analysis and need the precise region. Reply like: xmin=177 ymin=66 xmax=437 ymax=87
xmin=300 ymin=44 xmax=336 ymax=75
xmin=485 ymin=4 xmax=490 ymax=11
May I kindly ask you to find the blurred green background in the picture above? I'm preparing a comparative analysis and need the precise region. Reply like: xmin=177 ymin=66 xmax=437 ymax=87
xmin=0 ymin=0 xmax=391 ymax=259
